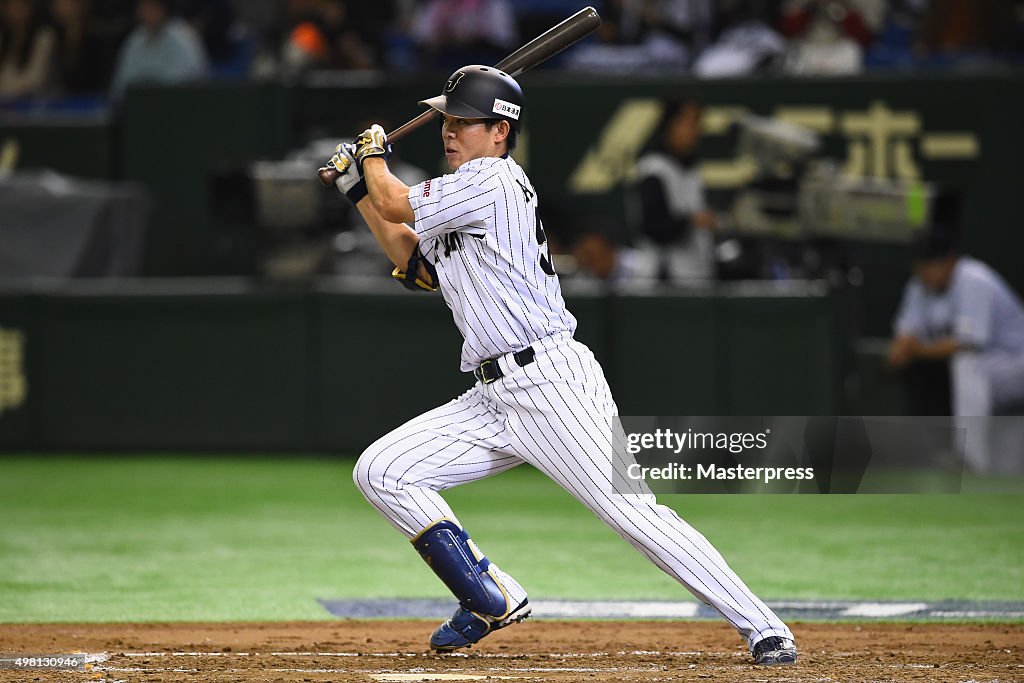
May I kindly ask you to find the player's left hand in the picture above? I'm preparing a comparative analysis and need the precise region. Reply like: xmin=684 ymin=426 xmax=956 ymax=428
xmin=354 ymin=124 xmax=392 ymax=172
xmin=887 ymin=334 xmax=920 ymax=368
xmin=330 ymin=142 xmax=368 ymax=203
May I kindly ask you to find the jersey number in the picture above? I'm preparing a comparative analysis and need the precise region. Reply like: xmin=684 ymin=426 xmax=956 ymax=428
xmin=441 ymin=231 xmax=461 ymax=258
xmin=518 ymin=178 xmax=555 ymax=277
xmin=535 ymin=209 xmax=556 ymax=277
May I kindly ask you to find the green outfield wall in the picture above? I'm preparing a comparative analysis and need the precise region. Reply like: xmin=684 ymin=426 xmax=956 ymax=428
xmin=0 ymin=116 xmax=117 ymax=180
xmin=0 ymin=283 xmax=840 ymax=452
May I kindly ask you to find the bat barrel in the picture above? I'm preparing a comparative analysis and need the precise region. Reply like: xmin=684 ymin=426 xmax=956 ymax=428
xmin=317 ymin=6 xmax=601 ymax=188
xmin=497 ymin=6 xmax=600 ymax=76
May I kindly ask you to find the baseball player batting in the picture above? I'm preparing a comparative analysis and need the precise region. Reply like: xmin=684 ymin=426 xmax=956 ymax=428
xmin=329 ymin=65 xmax=797 ymax=666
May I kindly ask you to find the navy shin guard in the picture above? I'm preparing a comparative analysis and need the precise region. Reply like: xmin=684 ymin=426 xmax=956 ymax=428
xmin=412 ymin=519 xmax=509 ymax=618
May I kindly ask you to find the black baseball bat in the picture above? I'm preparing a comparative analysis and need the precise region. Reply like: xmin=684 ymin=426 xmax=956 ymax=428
xmin=317 ymin=6 xmax=601 ymax=187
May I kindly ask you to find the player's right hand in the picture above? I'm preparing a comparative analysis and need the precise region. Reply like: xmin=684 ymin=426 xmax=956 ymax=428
xmin=331 ymin=142 xmax=368 ymax=203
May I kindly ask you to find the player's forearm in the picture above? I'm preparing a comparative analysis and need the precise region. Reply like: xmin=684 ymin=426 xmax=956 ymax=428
xmin=354 ymin=196 xmax=420 ymax=270
xmin=915 ymin=337 xmax=964 ymax=360
xmin=364 ymin=158 xmax=415 ymax=224
xmin=893 ymin=334 xmax=965 ymax=364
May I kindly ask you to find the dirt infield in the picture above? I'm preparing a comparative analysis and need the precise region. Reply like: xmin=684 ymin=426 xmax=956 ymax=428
xmin=1 ymin=620 xmax=1021 ymax=683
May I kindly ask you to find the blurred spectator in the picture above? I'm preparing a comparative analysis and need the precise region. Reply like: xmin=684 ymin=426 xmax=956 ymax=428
xmin=225 ymin=0 xmax=276 ymax=72
xmin=780 ymin=0 xmax=881 ymax=46
xmin=566 ymin=0 xmax=712 ymax=71
xmin=573 ymin=231 xmax=619 ymax=282
xmin=110 ymin=0 xmax=208 ymax=98
xmin=571 ymin=228 xmax=652 ymax=284
xmin=51 ymin=0 xmax=116 ymax=95
xmin=781 ymin=0 xmax=878 ymax=74
xmin=346 ymin=0 xmax=396 ymax=67
xmin=411 ymin=0 xmax=517 ymax=71
xmin=889 ymin=200 xmax=1024 ymax=419
xmin=653 ymin=0 xmax=715 ymax=59
xmin=0 ymin=0 xmax=57 ymax=101
xmin=629 ymin=93 xmax=717 ymax=283
xmin=863 ymin=0 xmax=926 ymax=68
xmin=282 ymin=23 xmax=325 ymax=72
xmin=278 ymin=0 xmax=379 ymax=75
xmin=614 ymin=0 xmax=713 ymax=64
xmin=918 ymin=0 xmax=1016 ymax=63
xmin=889 ymin=208 xmax=1024 ymax=472
xmin=180 ymin=0 xmax=235 ymax=64
xmin=319 ymin=0 xmax=374 ymax=69
xmin=693 ymin=0 xmax=786 ymax=76
xmin=561 ymin=1 xmax=654 ymax=72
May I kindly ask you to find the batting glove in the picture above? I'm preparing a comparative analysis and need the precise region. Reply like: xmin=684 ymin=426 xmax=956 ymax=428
xmin=354 ymin=124 xmax=392 ymax=173
xmin=330 ymin=142 xmax=368 ymax=203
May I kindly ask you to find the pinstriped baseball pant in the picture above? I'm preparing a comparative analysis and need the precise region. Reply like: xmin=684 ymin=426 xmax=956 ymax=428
xmin=353 ymin=332 xmax=793 ymax=650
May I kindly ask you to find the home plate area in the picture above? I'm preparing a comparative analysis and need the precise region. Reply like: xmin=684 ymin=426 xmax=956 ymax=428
xmin=0 ymin=613 xmax=1020 ymax=683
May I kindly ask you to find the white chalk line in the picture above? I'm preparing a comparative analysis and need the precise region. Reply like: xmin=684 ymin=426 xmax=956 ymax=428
xmin=93 ymin=665 xmax=661 ymax=675
xmin=116 ymin=649 xmax=710 ymax=659
xmin=840 ymin=602 xmax=929 ymax=618
xmin=531 ymin=599 xmax=700 ymax=619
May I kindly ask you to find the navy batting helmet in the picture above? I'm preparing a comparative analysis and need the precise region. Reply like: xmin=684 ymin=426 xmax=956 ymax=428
xmin=419 ymin=65 xmax=525 ymax=132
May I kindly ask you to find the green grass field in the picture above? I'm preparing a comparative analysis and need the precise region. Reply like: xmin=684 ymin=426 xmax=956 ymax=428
xmin=1 ymin=455 xmax=1021 ymax=623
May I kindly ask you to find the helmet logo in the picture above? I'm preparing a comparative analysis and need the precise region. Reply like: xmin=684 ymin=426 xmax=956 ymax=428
xmin=445 ymin=72 xmax=466 ymax=93
xmin=492 ymin=98 xmax=520 ymax=120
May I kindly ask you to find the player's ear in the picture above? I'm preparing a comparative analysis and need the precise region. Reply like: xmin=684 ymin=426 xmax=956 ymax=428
xmin=492 ymin=120 xmax=510 ymax=145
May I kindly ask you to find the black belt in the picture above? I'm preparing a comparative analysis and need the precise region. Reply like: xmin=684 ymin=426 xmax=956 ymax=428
xmin=474 ymin=346 xmax=536 ymax=384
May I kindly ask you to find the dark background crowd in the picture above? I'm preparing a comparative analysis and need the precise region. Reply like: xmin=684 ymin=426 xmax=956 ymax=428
xmin=1 ymin=0 xmax=1023 ymax=110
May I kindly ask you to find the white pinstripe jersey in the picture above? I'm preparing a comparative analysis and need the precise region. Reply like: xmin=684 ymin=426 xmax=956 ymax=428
xmin=408 ymin=156 xmax=577 ymax=372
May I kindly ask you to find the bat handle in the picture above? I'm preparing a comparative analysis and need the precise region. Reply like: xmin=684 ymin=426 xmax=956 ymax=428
xmin=317 ymin=110 xmax=440 ymax=188
xmin=318 ymin=165 xmax=339 ymax=187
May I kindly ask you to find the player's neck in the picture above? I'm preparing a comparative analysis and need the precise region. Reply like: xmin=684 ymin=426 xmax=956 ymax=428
xmin=459 ymin=150 xmax=510 ymax=169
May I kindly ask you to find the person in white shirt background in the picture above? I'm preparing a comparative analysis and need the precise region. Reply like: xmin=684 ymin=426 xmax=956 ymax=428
xmin=889 ymin=193 xmax=1024 ymax=472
